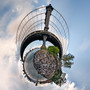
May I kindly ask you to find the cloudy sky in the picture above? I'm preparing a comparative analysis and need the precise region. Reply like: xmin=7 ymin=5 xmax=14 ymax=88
xmin=0 ymin=0 xmax=90 ymax=90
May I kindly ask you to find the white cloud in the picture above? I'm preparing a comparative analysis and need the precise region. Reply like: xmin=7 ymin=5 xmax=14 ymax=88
xmin=0 ymin=0 xmax=85 ymax=90
xmin=0 ymin=36 xmax=80 ymax=90
xmin=0 ymin=0 xmax=36 ymax=89
xmin=0 ymin=0 xmax=38 ymax=35
xmin=7 ymin=12 xmax=28 ymax=35
xmin=60 ymin=81 xmax=78 ymax=90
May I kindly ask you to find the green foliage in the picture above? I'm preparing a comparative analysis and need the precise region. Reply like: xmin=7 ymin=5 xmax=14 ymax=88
xmin=43 ymin=47 xmax=47 ymax=50
xmin=51 ymin=70 xmax=66 ymax=86
xmin=64 ymin=62 xmax=74 ymax=68
xmin=47 ymin=46 xmax=60 ymax=58
xmin=51 ymin=70 xmax=62 ymax=82
xmin=62 ymin=53 xmax=74 ymax=61
xmin=62 ymin=53 xmax=74 ymax=68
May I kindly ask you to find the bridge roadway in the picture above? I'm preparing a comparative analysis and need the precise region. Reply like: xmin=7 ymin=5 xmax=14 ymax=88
xmin=20 ymin=30 xmax=63 ymax=61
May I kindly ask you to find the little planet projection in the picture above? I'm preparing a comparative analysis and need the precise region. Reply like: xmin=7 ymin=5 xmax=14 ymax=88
xmin=16 ymin=4 xmax=74 ymax=87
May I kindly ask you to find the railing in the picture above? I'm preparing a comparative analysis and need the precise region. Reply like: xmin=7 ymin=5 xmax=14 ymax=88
xmin=16 ymin=5 xmax=69 ymax=54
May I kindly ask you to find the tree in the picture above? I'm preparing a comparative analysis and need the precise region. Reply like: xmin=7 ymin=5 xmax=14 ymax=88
xmin=48 ymin=46 xmax=60 ymax=58
xmin=51 ymin=70 xmax=62 ymax=84
xmin=62 ymin=53 xmax=74 ymax=68
xmin=51 ymin=70 xmax=66 ymax=86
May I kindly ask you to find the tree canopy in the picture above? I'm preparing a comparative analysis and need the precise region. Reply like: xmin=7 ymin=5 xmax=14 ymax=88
xmin=51 ymin=70 xmax=62 ymax=85
xmin=47 ymin=46 xmax=60 ymax=58
xmin=62 ymin=53 xmax=74 ymax=68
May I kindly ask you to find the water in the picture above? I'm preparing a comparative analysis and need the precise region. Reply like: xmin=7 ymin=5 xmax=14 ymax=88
xmin=24 ymin=48 xmax=47 ymax=82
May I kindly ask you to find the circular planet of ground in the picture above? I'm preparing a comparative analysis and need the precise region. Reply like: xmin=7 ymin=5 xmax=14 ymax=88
xmin=33 ymin=49 xmax=57 ymax=79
